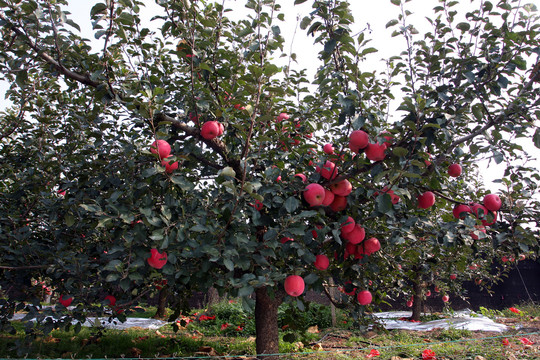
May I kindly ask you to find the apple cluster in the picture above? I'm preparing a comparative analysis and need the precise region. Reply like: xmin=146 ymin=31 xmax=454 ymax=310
xmin=150 ymin=139 xmax=178 ymax=173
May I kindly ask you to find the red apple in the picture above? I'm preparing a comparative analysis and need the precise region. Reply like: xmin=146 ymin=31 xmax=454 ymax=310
xmin=418 ymin=191 xmax=436 ymax=209
xmin=341 ymin=216 xmax=355 ymax=234
xmin=59 ymin=295 xmax=73 ymax=307
xmin=280 ymin=237 xmax=294 ymax=244
xmin=342 ymin=224 xmax=365 ymax=245
xmin=323 ymin=143 xmax=334 ymax=155
xmin=201 ymin=121 xmax=221 ymax=140
xmin=284 ymin=275 xmax=304 ymax=297
xmin=471 ymin=203 xmax=488 ymax=219
xmin=314 ymin=254 xmax=330 ymax=270
xmin=349 ymin=130 xmax=369 ymax=151
xmin=519 ymin=254 xmax=526 ymax=261
xmin=442 ymin=295 xmax=449 ymax=302
xmin=450 ymin=274 xmax=457 ymax=280
xmin=453 ymin=204 xmax=472 ymax=219
xmin=502 ymin=256 xmax=509 ymax=263
xmin=340 ymin=281 xmax=356 ymax=296
xmin=330 ymin=179 xmax=352 ymax=197
xmin=104 ymin=295 xmax=116 ymax=306
xmin=320 ymin=160 xmax=338 ymax=180
xmin=357 ymin=290 xmax=372 ymax=305
xmin=147 ymin=249 xmax=167 ymax=269
xmin=362 ymin=237 xmax=381 ymax=255
xmin=150 ymin=139 xmax=171 ymax=160
xmin=294 ymin=173 xmax=307 ymax=182
xmin=481 ymin=211 xmax=497 ymax=226
xmin=406 ymin=300 xmax=413 ymax=307
xmin=330 ymin=195 xmax=347 ymax=212
xmin=448 ymin=163 xmax=462 ymax=177
xmin=321 ymin=189 xmax=335 ymax=206
xmin=276 ymin=112 xmax=289 ymax=122
xmin=303 ymin=183 xmax=326 ymax=207
xmin=365 ymin=143 xmax=386 ymax=161
xmin=425 ymin=290 xmax=431 ymax=297
xmin=161 ymin=157 xmax=179 ymax=173
xmin=483 ymin=194 xmax=501 ymax=211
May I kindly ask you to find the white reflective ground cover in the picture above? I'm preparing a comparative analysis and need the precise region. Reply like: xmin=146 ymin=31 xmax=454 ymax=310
xmin=12 ymin=309 xmax=507 ymax=332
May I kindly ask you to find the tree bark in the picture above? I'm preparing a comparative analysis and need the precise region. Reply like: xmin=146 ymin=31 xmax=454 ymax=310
xmin=153 ymin=286 xmax=169 ymax=319
xmin=411 ymin=278 xmax=424 ymax=322
xmin=255 ymin=287 xmax=283 ymax=359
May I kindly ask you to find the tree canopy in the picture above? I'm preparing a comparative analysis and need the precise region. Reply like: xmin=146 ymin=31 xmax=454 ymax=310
xmin=1 ymin=0 xmax=539 ymax=356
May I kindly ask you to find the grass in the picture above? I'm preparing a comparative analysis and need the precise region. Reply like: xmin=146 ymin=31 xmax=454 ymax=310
xmin=0 ymin=300 xmax=538 ymax=359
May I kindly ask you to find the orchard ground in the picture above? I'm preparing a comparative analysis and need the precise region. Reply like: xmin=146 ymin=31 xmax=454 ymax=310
xmin=1 ymin=299 xmax=539 ymax=359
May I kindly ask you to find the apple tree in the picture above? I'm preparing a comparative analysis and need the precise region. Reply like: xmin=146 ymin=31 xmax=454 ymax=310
xmin=0 ymin=0 xmax=539 ymax=357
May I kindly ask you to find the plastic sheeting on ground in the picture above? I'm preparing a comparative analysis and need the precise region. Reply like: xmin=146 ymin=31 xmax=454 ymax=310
xmin=11 ymin=309 xmax=508 ymax=332
xmin=11 ymin=313 xmax=168 ymax=330
xmin=373 ymin=309 xmax=508 ymax=332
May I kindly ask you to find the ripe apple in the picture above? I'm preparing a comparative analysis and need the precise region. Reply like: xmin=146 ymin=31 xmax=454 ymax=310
xmin=341 ymin=216 xmax=355 ymax=234
xmin=59 ymin=295 xmax=73 ymax=307
xmin=442 ymin=295 xmax=449 ymax=302
xmin=357 ymin=290 xmax=372 ymax=305
xmin=406 ymin=300 xmax=413 ymax=307
xmin=323 ymin=143 xmax=334 ymax=155
xmin=483 ymin=194 xmax=501 ymax=211
xmin=217 ymin=122 xmax=224 ymax=136
xmin=501 ymin=256 xmax=509 ymax=263
xmin=418 ymin=191 xmax=436 ymax=209
xmin=201 ymin=121 xmax=221 ymax=140
xmin=276 ymin=112 xmax=289 ymax=122
xmin=280 ymin=237 xmax=294 ymax=244
xmin=471 ymin=203 xmax=488 ymax=219
xmin=330 ymin=195 xmax=347 ymax=212
xmin=303 ymin=183 xmax=326 ymax=207
xmin=294 ymin=173 xmax=307 ymax=182
xmin=362 ymin=237 xmax=380 ymax=255
xmin=448 ymin=163 xmax=462 ymax=177
xmin=284 ymin=275 xmax=304 ymax=297
xmin=349 ymin=130 xmax=369 ymax=152
xmin=450 ymin=274 xmax=457 ymax=280
xmin=330 ymin=179 xmax=352 ymax=196
xmin=481 ymin=210 xmax=497 ymax=226
xmin=320 ymin=160 xmax=338 ymax=180
xmin=147 ymin=249 xmax=168 ymax=269
xmin=104 ymin=295 xmax=116 ymax=306
xmin=519 ymin=254 xmax=526 ymax=261
xmin=314 ymin=254 xmax=330 ymax=270
xmin=365 ymin=143 xmax=386 ymax=161
xmin=342 ymin=224 xmax=365 ymax=245
xmin=380 ymin=131 xmax=393 ymax=147
xmin=322 ymin=189 xmax=335 ymax=206
xmin=453 ymin=204 xmax=472 ymax=219
xmin=340 ymin=281 xmax=356 ymax=296
xmin=161 ymin=157 xmax=179 ymax=173
xmin=150 ymin=139 xmax=171 ymax=160
xmin=425 ymin=290 xmax=431 ymax=297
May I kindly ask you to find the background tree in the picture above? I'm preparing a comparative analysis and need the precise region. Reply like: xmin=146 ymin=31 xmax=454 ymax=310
xmin=0 ymin=0 xmax=539 ymax=357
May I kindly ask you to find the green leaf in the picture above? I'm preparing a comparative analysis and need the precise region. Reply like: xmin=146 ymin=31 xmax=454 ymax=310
xmin=324 ymin=39 xmax=337 ymax=54
xmin=533 ymin=128 xmax=540 ymax=149
xmin=376 ymin=194 xmax=393 ymax=214
xmin=456 ymin=22 xmax=470 ymax=31
xmin=390 ymin=0 xmax=400 ymax=5
xmin=90 ymin=3 xmax=108 ymax=16
xmin=238 ymin=285 xmax=254 ymax=297
xmin=300 ymin=16 xmax=312 ymax=30
xmin=223 ymin=258 xmax=234 ymax=271
xmin=284 ymin=197 xmax=300 ymax=213
xmin=471 ymin=104 xmax=484 ymax=121
xmin=294 ymin=0 xmax=308 ymax=4
xmin=392 ymin=147 xmax=408 ymax=157
xmin=386 ymin=19 xmax=399 ymax=28
xmin=171 ymin=176 xmax=195 ymax=191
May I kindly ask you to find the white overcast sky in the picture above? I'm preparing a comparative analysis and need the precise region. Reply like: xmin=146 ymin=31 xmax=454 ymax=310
xmin=3 ymin=0 xmax=538 ymax=192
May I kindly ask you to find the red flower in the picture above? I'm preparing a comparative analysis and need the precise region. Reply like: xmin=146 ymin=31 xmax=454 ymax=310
xmin=509 ymin=307 xmax=521 ymax=314
xmin=221 ymin=323 xmax=229 ymax=330
xmin=502 ymin=338 xmax=510 ymax=346
xmin=521 ymin=337 xmax=534 ymax=345
xmin=147 ymin=249 xmax=167 ymax=269
xmin=422 ymin=349 xmax=436 ymax=360
xmin=366 ymin=349 xmax=380 ymax=357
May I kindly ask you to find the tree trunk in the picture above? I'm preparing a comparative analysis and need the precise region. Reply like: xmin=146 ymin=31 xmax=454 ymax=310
xmin=255 ymin=287 xmax=283 ymax=359
xmin=411 ymin=280 xmax=424 ymax=322
xmin=153 ymin=286 xmax=169 ymax=319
